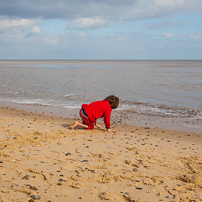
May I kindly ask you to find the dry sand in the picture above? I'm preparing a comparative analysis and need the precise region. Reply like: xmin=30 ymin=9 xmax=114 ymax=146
xmin=0 ymin=106 xmax=202 ymax=202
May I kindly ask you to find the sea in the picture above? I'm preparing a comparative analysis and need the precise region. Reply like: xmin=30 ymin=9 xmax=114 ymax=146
xmin=0 ymin=60 xmax=202 ymax=133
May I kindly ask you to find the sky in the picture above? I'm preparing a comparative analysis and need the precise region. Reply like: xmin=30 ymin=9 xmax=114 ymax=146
xmin=0 ymin=0 xmax=202 ymax=60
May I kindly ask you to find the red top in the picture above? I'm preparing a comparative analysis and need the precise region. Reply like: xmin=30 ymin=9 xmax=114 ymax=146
xmin=82 ymin=100 xmax=112 ymax=129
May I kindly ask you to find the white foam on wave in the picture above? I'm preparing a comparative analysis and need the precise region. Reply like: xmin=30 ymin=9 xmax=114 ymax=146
xmin=118 ymin=102 xmax=201 ymax=119
xmin=64 ymin=93 xmax=74 ymax=98
xmin=0 ymin=97 xmax=81 ymax=109
xmin=8 ymin=98 xmax=52 ymax=106
xmin=0 ymin=95 xmax=201 ymax=120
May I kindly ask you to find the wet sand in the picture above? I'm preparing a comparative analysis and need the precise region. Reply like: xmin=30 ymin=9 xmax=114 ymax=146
xmin=0 ymin=106 xmax=202 ymax=202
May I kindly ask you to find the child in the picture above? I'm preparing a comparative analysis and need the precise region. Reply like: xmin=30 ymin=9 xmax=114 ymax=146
xmin=70 ymin=95 xmax=119 ymax=132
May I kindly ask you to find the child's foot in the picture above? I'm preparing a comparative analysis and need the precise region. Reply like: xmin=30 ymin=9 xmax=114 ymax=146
xmin=69 ymin=121 xmax=78 ymax=129
xmin=69 ymin=125 xmax=74 ymax=129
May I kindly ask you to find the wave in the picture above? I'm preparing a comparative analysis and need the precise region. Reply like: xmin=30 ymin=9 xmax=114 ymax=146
xmin=0 ymin=97 xmax=81 ymax=109
xmin=0 ymin=96 xmax=201 ymax=120
xmin=118 ymin=100 xmax=202 ymax=119
xmin=64 ymin=93 xmax=76 ymax=98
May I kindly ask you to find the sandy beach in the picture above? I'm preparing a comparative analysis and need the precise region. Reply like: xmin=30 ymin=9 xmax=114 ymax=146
xmin=0 ymin=106 xmax=202 ymax=202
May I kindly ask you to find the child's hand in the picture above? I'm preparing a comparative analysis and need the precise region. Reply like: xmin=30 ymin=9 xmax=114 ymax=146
xmin=107 ymin=128 xmax=115 ymax=132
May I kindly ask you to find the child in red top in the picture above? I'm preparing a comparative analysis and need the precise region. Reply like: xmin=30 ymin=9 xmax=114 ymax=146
xmin=70 ymin=95 xmax=119 ymax=132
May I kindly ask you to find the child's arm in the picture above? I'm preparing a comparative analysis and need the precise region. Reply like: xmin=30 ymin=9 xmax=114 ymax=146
xmin=95 ymin=121 xmax=115 ymax=131
xmin=95 ymin=120 xmax=101 ymax=129
xmin=104 ymin=111 xmax=115 ymax=132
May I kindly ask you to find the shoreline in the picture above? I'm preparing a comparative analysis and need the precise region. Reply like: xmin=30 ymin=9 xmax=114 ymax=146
xmin=0 ymin=105 xmax=202 ymax=201
xmin=0 ymin=101 xmax=201 ymax=135
xmin=0 ymin=105 xmax=201 ymax=140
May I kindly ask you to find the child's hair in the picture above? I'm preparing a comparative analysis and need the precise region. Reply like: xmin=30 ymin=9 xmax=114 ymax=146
xmin=104 ymin=95 xmax=119 ymax=109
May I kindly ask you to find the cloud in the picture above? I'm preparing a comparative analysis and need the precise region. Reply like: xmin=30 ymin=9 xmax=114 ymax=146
xmin=0 ymin=0 xmax=201 ymax=60
xmin=164 ymin=32 xmax=202 ymax=40
xmin=0 ymin=17 xmax=41 ymax=43
xmin=31 ymin=26 xmax=40 ymax=34
xmin=136 ymin=19 xmax=184 ymax=31
xmin=0 ymin=0 xmax=202 ymax=22
xmin=154 ymin=0 xmax=184 ymax=8
xmin=43 ymin=35 xmax=57 ymax=44
xmin=0 ymin=17 xmax=35 ymax=33
xmin=25 ymin=26 xmax=40 ymax=38
xmin=68 ymin=17 xmax=109 ymax=30
xmin=0 ymin=17 xmax=48 ymax=46
xmin=164 ymin=33 xmax=174 ymax=38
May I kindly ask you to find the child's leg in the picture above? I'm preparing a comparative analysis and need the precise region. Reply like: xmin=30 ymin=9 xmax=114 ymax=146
xmin=69 ymin=121 xmax=88 ymax=129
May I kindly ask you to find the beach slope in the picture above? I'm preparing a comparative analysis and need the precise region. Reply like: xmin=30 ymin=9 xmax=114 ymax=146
xmin=0 ymin=106 xmax=202 ymax=202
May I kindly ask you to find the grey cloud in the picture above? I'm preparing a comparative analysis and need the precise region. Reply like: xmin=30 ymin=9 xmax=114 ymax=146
xmin=0 ymin=0 xmax=137 ymax=19
xmin=1 ymin=0 xmax=201 ymax=21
